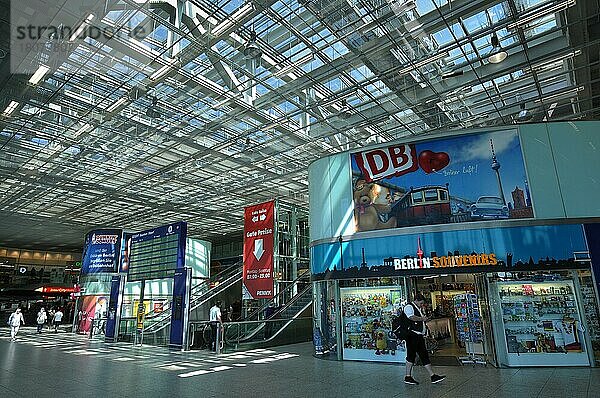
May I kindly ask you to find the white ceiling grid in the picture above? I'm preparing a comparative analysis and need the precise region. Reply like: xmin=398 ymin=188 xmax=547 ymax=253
xmin=0 ymin=0 xmax=598 ymax=249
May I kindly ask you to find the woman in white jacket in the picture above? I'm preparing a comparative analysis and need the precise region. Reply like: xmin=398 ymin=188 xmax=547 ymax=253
xmin=36 ymin=308 xmax=47 ymax=334
xmin=8 ymin=308 xmax=25 ymax=341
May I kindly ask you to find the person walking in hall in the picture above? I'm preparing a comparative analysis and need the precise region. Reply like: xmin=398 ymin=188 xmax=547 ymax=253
xmin=403 ymin=293 xmax=446 ymax=385
xmin=8 ymin=308 xmax=25 ymax=341
xmin=47 ymin=308 xmax=55 ymax=330
xmin=53 ymin=308 xmax=64 ymax=333
xmin=36 ymin=307 xmax=47 ymax=334
xmin=209 ymin=300 xmax=222 ymax=352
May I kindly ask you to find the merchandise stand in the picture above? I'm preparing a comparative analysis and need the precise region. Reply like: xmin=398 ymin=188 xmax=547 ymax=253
xmin=454 ymin=293 xmax=486 ymax=366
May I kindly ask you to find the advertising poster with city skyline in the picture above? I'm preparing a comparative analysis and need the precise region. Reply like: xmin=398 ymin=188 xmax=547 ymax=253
xmin=350 ymin=130 xmax=534 ymax=232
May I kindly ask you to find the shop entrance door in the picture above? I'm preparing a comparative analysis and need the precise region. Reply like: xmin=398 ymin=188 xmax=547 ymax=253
xmin=410 ymin=273 xmax=494 ymax=366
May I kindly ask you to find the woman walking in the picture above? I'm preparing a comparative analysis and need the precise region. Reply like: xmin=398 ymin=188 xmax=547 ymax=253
xmin=8 ymin=308 xmax=25 ymax=341
xmin=36 ymin=308 xmax=47 ymax=334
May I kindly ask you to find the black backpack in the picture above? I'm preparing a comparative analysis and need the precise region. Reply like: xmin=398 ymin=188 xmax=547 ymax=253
xmin=391 ymin=310 xmax=412 ymax=340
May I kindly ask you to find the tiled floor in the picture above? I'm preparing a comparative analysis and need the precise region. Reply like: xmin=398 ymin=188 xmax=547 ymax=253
xmin=0 ymin=327 xmax=597 ymax=397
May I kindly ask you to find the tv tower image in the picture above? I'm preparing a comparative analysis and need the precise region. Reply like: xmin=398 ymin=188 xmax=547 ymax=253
xmin=490 ymin=138 xmax=506 ymax=205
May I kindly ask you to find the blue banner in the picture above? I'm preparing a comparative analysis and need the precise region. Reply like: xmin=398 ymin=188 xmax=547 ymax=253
xmin=104 ymin=275 xmax=122 ymax=342
xmin=169 ymin=268 xmax=190 ymax=348
xmin=311 ymin=223 xmax=588 ymax=280
xmin=81 ymin=229 xmax=122 ymax=274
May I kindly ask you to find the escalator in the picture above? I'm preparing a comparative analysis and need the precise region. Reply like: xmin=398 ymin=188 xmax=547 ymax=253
xmin=119 ymin=261 xmax=243 ymax=345
xmin=216 ymin=272 xmax=313 ymax=351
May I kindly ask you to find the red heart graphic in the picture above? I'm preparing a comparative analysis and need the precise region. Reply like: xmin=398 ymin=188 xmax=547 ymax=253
xmin=418 ymin=150 xmax=450 ymax=174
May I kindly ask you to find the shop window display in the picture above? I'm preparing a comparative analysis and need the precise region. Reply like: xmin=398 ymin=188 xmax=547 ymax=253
xmin=341 ymin=286 xmax=406 ymax=362
xmin=577 ymin=270 xmax=600 ymax=365
xmin=493 ymin=277 xmax=590 ymax=366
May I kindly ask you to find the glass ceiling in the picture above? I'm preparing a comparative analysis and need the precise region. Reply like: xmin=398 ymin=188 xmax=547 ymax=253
xmin=0 ymin=0 xmax=596 ymax=248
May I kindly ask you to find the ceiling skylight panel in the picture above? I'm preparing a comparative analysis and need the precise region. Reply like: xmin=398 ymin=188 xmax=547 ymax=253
xmin=462 ymin=11 xmax=488 ymax=34
xmin=415 ymin=0 xmax=436 ymax=15
xmin=487 ymin=2 xmax=509 ymax=23
xmin=301 ymin=57 xmax=324 ymax=72
xmin=473 ymin=36 xmax=493 ymax=55
xmin=432 ymin=28 xmax=454 ymax=47
xmin=525 ymin=14 xmax=558 ymax=36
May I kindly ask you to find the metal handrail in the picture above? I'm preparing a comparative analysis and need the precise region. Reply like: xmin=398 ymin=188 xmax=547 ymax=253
xmin=143 ymin=268 xmax=243 ymax=334
xmin=136 ymin=262 xmax=243 ymax=335
xmin=222 ymin=315 xmax=313 ymax=348
xmin=225 ymin=288 xmax=313 ymax=344
xmin=243 ymin=271 xmax=311 ymax=320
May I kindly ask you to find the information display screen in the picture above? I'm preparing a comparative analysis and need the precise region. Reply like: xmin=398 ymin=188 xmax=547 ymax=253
xmin=126 ymin=222 xmax=187 ymax=282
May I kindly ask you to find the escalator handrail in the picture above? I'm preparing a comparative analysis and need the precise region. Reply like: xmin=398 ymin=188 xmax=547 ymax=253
xmin=190 ymin=260 xmax=243 ymax=295
xmin=224 ymin=309 xmax=313 ymax=345
xmin=243 ymin=272 xmax=311 ymax=320
xmin=188 ymin=268 xmax=243 ymax=312
xmin=137 ymin=262 xmax=243 ymax=334
xmin=223 ymin=287 xmax=313 ymax=344
xmin=270 ymin=284 xmax=312 ymax=318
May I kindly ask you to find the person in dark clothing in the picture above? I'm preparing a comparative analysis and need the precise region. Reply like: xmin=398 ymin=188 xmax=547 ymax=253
xmin=209 ymin=301 xmax=222 ymax=351
xmin=264 ymin=302 xmax=277 ymax=339
xmin=403 ymin=293 xmax=446 ymax=385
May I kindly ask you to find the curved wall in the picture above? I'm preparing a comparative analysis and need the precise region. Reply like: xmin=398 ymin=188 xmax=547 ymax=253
xmin=308 ymin=122 xmax=600 ymax=278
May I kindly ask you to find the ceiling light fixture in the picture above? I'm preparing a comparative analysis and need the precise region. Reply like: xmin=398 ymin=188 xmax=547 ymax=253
xmin=73 ymin=123 xmax=92 ymax=137
xmin=488 ymin=34 xmax=508 ymax=64
xmin=243 ymin=31 xmax=262 ymax=59
xmin=507 ymin=0 xmax=576 ymax=29
xmin=441 ymin=70 xmax=464 ymax=79
xmin=28 ymin=65 xmax=50 ymax=85
xmin=2 ymin=100 xmax=19 ymax=116
xmin=69 ymin=13 xmax=95 ymax=42
xmin=106 ymin=97 xmax=127 ymax=113
xmin=517 ymin=103 xmax=531 ymax=121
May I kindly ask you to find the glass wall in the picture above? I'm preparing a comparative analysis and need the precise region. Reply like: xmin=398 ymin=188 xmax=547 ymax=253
xmin=488 ymin=271 xmax=590 ymax=367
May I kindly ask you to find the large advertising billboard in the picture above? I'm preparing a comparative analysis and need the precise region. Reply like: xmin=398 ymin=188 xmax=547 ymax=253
xmin=81 ymin=229 xmax=122 ymax=274
xmin=351 ymin=130 xmax=533 ymax=232
xmin=243 ymin=201 xmax=275 ymax=299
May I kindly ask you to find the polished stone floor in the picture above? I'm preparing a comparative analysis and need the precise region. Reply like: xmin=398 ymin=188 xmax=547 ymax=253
xmin=0 ymin=327 xmax=598 ymax=397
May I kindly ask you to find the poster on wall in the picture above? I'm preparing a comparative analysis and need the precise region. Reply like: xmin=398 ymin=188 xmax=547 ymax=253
xmin=243 ymin=201 xmax=275 ymax=299
xmin=77 ymin=295 xmax=108 ymax=334
xmin=81 ymin=229 xmax=123 ymax=274
xmin=351 ymin=130 xmax=533 ymax=232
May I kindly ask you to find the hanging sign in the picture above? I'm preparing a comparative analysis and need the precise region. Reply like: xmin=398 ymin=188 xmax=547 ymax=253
xmin=243 ymin=201 xmax=275 ymax=299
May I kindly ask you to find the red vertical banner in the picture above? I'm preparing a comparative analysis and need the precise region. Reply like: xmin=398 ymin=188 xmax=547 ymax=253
xmin=243 ymin=200 xmax=275 ymax=299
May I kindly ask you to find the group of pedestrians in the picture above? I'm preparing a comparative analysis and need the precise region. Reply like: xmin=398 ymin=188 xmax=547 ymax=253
xmin=7 ymin=307 xmax=64 ymax=341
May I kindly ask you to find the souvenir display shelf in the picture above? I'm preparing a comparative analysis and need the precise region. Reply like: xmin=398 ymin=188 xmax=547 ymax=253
xmin=341 ymin=286 xmax=405 ymax=363
xmin=578 ymin=274 xmax=600 ymax=365
xmin=453 ymin=293 xmax=486 ymax=365
xmin=495 ymin=280 xmax=589 ymax=366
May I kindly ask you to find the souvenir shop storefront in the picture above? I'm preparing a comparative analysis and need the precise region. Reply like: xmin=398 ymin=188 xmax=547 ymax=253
xmin=308 ymin=123 xmax=600 ymax=367
xmin=312 ymin=226 xmax=600 ymax=367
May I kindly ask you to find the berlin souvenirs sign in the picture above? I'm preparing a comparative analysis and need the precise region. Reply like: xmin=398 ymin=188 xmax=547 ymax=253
xmin=243 ymin=201 xmax=275 ymax=299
